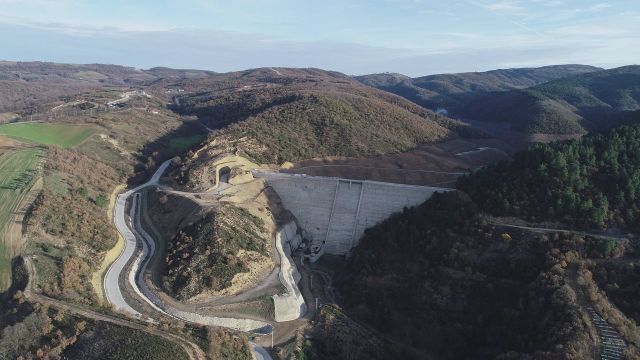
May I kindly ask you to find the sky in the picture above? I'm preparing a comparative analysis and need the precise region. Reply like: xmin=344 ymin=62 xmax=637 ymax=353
xmin=0 ymin=0 xmax=638 ymax=76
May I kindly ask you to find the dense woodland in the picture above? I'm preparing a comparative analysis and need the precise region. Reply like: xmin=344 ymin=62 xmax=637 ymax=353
xmin=335 ymin=191 xmax=603 ymax=359
xmin=273 ymin=304 xmax=405 ymax=360
xmin=458 ymin=124 xmax=640 ymax=230
xmin=591 ymin=262 xmax=640 ymax=325
xmin=335 ymin=123 xmax=640 ymax=359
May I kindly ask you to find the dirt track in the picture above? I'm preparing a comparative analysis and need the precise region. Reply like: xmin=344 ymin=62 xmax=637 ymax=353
xmin=284 ymin=138 xmax=511 ymax=186
xmin=24 ymin=257 xmax=206 ymax=360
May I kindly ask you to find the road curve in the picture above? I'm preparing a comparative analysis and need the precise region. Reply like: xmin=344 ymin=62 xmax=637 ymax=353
xmin=129 ymin=193 xmax=271 ymax=331
xmin=104 ymin=160 xmax=172 ymax=316
xmin=104 ymin=159 xmax=273 ymax=359
xmin=251 ymin=343 xmax=273 ymax=360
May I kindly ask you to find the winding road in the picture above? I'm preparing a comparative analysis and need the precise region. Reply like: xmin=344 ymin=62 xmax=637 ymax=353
xmin=104 ymin=160 xmax=171 ymax=316
xmin=103 ymin=159 xmax=274 ymax=359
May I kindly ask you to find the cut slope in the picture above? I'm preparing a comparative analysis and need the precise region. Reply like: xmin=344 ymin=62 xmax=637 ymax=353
xmin=162 ymin=204 xmax=271 ymax=301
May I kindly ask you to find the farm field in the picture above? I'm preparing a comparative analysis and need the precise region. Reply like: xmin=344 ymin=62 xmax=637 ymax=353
xmin=0 ymin=146 xmax=42 ymax=290
xmin=0 ymin=122 xmax=97 ymax=148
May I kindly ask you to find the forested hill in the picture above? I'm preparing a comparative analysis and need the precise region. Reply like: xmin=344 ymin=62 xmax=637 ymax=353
xmin=355 ymin=65 xmax=600 ymax=115
xmin=457 ymin=123 xmax=640 ymax=230
xmin=170 ymin=68 xmax=483 ymax=164
xmin=458 ymin=65 xmax=640 ymax=134
xmin=334 ymin=122 xmax=640 ymax=359
xmin=335 ymin=191 xmax=594 ymax=359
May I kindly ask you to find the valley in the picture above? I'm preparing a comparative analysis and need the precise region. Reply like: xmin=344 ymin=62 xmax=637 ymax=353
xmin=0 ymin=61 xmax=638 ymax=360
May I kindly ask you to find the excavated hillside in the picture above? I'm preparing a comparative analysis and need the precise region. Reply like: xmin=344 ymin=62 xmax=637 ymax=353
xmin=145 ymin=171 xmax=287 ymax=302
xmin=161 ymin=203 xmax=271 ymax=301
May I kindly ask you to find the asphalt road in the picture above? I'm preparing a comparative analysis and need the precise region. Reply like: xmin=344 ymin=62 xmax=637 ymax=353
xmin=104 ymin=159 xmax=172 ymax=316
xmin=103 ymin=159 xmax=273 ymax=360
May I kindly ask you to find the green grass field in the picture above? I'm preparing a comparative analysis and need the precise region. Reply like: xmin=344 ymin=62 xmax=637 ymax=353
xmin=168 ymin=134 xmax=206 ymax=154
xmin=0 ymin=123 xmax=97 ymax=148
xmin=0 ymin=147 xmax=42 ymax=290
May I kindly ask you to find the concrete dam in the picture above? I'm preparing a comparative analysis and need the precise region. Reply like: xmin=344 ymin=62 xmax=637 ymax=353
xmin=253 ymin=171 xmax=449 ymax=259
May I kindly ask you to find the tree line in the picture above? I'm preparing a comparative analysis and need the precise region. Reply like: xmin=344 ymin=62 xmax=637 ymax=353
xmin=458 ymin=124 xmax=640 ymax=230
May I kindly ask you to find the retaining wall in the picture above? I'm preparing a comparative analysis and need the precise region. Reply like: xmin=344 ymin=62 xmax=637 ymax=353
xmin=272 ymin=222 xmax=307 ymax=322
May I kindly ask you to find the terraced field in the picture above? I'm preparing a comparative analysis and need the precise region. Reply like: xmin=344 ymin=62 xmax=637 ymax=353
xmin=0 ymin=146 xmax=42 ymax=290
xmin=0 ymin=122 xmax=97 ymax=148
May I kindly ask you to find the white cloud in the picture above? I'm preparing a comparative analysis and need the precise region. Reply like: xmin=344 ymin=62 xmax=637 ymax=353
xmin=484 ymin=0 xmax=525 ymax=13
xmin=549 ymin=24 xmax=630 ymax=37
xmin=0 ymin=14 xmax=169 ymax=34
xmin=586 ymin=3 xmax=612 ymax=12
xmin=0 ymin=1 xmax=637 ymax=77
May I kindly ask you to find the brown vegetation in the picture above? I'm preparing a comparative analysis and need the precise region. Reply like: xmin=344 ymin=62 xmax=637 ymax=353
xmin=207 ymin=328 xmax=252 ymax=360
xmin=274 ymin=305 xmax=391 ymax=360
xmin=170 ymin=68 xmax=485 ymax=189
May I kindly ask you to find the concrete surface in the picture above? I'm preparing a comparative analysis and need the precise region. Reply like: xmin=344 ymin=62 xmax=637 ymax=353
xmin=272 ymin=222 xmax=307 ymax=322
xmin=130 ymin=192 xmax=271 ymax=331
xmin=104 ymin=159 xmax=272 ymax=359
xmin=104 ymin=159 xmax=172 ymax=317
xmin=254 ymin=171 xmax=450 ymax=259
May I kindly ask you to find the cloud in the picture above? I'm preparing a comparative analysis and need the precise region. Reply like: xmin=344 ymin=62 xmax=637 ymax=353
xmin=549 ymin=24 xmax=629 ymax=37
xmin=483 ymin=0 xmax=525 ymax=13
xmin=0 ymin=0 xmax=61 ymax=3
xmin=0 ymin=14 xmax=168 ymax=34
xmin=0 ymin=3 xmax=637 ymax=77
xmin=586 ymin=3 xmax=612 ymax=12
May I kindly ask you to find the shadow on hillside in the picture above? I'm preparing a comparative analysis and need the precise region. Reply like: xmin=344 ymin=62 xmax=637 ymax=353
xmin=0 ymin=257 xmax=29 ymax=304
xmin=169 ymin=93 xmax=302 ymax=130
xmin=127 ymin=119 xmax=209 ymax=186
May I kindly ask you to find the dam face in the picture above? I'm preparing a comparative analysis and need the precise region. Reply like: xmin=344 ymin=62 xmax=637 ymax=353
xmin=254 ymin=172 xmax=448 ymax=258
